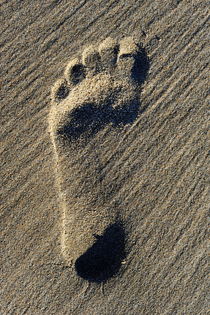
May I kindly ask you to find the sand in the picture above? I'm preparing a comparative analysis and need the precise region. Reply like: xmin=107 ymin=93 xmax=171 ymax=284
xmin=49 ymin=36 xmax=142 ymax=271
xmin=1 ymin=0 xmax=208 ymax=314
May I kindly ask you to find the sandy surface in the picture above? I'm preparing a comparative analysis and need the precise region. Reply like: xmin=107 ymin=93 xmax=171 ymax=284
xmin=1 ymin=1 xmax=208 ymax=314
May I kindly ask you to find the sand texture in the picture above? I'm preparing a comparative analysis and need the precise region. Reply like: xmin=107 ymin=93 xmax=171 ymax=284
xmin=0 ymin=0 xmax=208 ymax=314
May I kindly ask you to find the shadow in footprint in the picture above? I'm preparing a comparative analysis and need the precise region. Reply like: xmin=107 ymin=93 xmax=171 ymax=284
xmin=57 ymin=47 xmax=150 ymax=141
xmin=131 ymin=45 xmax=150 ymax=84
xmin=75 ymin=222 xmax=126 ymax=283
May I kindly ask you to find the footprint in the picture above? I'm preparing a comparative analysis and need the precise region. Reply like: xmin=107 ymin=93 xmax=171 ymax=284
xmin=49 ymin=37 xmax=149 ymax=282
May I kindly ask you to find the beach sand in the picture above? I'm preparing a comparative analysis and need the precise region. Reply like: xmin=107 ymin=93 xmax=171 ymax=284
xmin=1 ymin=1 xmax=208 ymax=314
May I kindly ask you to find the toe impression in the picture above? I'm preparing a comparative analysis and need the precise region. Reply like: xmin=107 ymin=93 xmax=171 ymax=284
xmin=98 ymin=37 xmax=118 ymax=70
xmin=117 ymin=37 xmax=138 ymax=78
xmin=64 ymin=58 xmax=85 ymax=85
xmin=82 ymin=45 xmax=100 ymax=75
xmin=118 ymin=36 xmax=138 ymax=58
xmin=51 ymin=78 xmax=69 ymax=103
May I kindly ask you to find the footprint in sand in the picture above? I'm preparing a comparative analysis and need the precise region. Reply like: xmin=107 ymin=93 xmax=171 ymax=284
xmin=49 ymin=37 xmax=149 ymax=282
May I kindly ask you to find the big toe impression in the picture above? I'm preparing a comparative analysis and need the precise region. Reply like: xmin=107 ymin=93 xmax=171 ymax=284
xmin=117 ymin=36 xmax=138 ymax=78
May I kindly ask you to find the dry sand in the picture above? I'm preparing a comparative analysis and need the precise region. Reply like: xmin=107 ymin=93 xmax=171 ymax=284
xmin=0 ymin=0 xmax=208 ymax=314
xmin=49 ymin=36 xmax=143 ymax=270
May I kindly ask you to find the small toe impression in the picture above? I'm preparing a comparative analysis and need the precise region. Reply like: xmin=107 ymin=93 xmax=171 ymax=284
xmin=82 ymin=45 xmax=100 ymax=74
xmin=75 ymin=222 xmax=126 ymax=283
xmin=64 ymin=58 xmax=85 ymax=85
xmin=51 ymin=79 xmax=69 ymax=103
xmin=99 ymin=37 xmax=119 ymax=70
